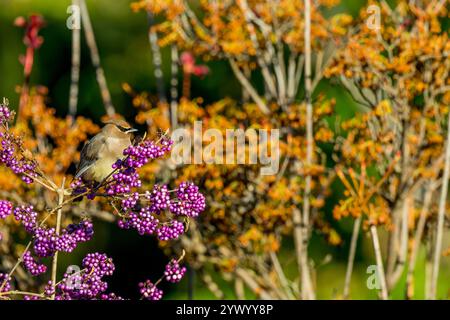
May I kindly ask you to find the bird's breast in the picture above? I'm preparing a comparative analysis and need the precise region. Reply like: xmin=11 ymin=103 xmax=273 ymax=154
xmin=88 ymin=157 xmax=119 ymax=182
xmin=87 ymin=136 xmax=132 ymax=182
xmin=103 ymin=136 xmax=132 ymax=157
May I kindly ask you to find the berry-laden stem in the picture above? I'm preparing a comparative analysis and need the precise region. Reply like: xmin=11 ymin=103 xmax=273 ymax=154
xmin=0 ymin=241 xmax=32 ymax=292
xmin=51 ymin=178 xmax=65 ymax=299
xmin=0 ymin=290 xmax=46 ymax=299
xmin=139 ymin=250 xmax=186 ymax=300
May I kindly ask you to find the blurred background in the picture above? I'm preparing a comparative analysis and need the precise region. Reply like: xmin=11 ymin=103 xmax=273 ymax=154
xmin=0 ymin=0 xmax=448 ymax=299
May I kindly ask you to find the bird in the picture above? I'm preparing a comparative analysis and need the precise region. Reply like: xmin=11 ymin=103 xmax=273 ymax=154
xmin=74 ymin=119 xmax=137 ymax=183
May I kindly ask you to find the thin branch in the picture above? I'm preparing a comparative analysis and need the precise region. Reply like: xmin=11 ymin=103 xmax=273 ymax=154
xmin=51 ymin=178 xmax=65 ymax=299
xmin=201 ymin=273 xmax=225 ymax=299
xmin=234 ymin=278 xmax=245 ymax=300
xmin=270 ymin=251 xmax=295 ymax=299
xmin=293 ymin=55 xmax=305 ymax=99
xmin=425 ymin=228 xmax=435 ymax=299
xmin=170 ymin=45 xmax=179 ymax=129
xmin=235 ymin=268 xmax=273 ymax=300
xmin=300 ymin=0 xmax=315 ymax=300
xmin=0 ymin=290 xmax=46 ymax=299
xmin=147 ymin=12 xmax=166 ymax=104
xmin=68 ymin=0 xmax=81 ymax=117
xmin=388 ymin=196 xmax=411 ymax=290
xmin=229 ymin=59 xmax=270 ymax=115
xmin=343 ymin=216 xmax=361 ymax=299
xmin=292 ymin=207 xmax=314 ymax=300
xmin=0 ymin=242 xmax=32 ymax=292
xmin=237 ymin=0 xmax=278 ymax=98
xmin=287 ymin=53 xmax=299 ymax=101
xmin=370 ymin=225 xmax=389 ymax=300
xmin=406 ymin=185 xmax=435 ymax=299
xmin=79 ymin=0 xmax=115 ymax=116
xmin=430 ymin=102 xmax=450 ymax=299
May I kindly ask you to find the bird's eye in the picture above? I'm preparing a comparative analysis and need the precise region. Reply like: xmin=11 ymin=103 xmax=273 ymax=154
xmin=117 ymin=126 xmax=129 ymax=132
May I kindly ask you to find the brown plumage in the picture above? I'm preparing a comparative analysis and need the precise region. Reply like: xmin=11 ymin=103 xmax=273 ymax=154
xmin=75 ymin=119 xmax=137 ymax=183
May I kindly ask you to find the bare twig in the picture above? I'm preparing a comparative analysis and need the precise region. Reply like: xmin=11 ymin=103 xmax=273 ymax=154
xmin=0 ymin=290 xmax=46 ymax=299
xmin=425 ymin=228 xmax=435 ymax=299
xmin=300 ymin=0 xmax=315 ymax=301
xmin=170 ymin=45 xmax=179 ymax=129
xmin=343 ymin=216 xmax=361 ymax=299
xmin=237 ymin=0 xmax=277 ymax=99
xmin=406 ymin=185 xmax=435 ymax=299
xmin=68 ymin=0 xmax=81 ymax=117
xmin=0 ymin=242 xmax=32 ymax=292
xmin=201 ymin=273 xmax=225 ymax=299
xmin=388 ymin=196 xmax=411 ymax=290
xmin=51 ymin=178 xmax=65 ymax=299
xmin=430 ymin=103 xmax=450 ymax=299
xmin=147 ymin=12 xmax=166 ymax=104
xmin=235 ymin=268 xmax=273 ymax=300
xmin=79 ymin=0 xmax=115 ymax=116
xmin=270 ymin=251 xmax=295 ymax=299
xmin=370 ymin=225 xmax=389 ymax=300
xmin=229 ymin=59 xmax=270 ymax=115
xmin=235 ymin=278 xmax=245 ymax=300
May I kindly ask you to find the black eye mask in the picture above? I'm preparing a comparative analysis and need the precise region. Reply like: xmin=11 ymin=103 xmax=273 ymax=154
xmin=117 ymin=125 xmax=130 ymax=132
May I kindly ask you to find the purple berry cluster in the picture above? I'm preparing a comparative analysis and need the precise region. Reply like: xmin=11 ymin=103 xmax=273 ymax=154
xmin=0 ymin=103 xmax=38 ymax=184
xmin=117 ymin=181 xmax=204 ymax=241
xmin=44 ymin=281 xmax=55 ymax=296
xmin=99 ymin=293 xmax=124 ymax=300
xmin=170 ymin=182 xmax=206 ymax=217
xmin=0 ymin=104 xmax=12 ymax=123
xmin=0 ymin=200 xmax=12 ymax=219
xmin=70 ymin=178 xmax=88 ymax=196
xmin=23 ymin=251 xmax=47 ymax=276
xmin=120 ymin=206 xmax=159 ymax=235
xmin=13 ymin=205 xmax=37 ymax=233
xmin=106 ymin=166 xmax=141 ymax=195
xmin=56 ymin=220 xmax=94 ymax=252
xmin=121 ymin=192 xmax=139 ymax=210
xmin=82 ymin=252 xmax=115 ymax=277
xmin=33 ymin=227 xmax=57 ymax=257
xmin=0 ymin=134 xmax=37 ymax=184
xmin=138 ymin=257 xmax=187 ymax=300
xmin=105 ymin=137 xmax=172 ymax=197
xmin=147 ymin=184 xmax=171 ymax=213
xmin=139 ymin=280 xmax=163 ymax=300
xmin=54 ymin=253 xmax=116 ymax=300
xmin=119 ymin=208 xmax=187 ymax=241
xmin=33 ymin=220 xmax=94 ymax=258
xmin=0 ymin=273 xmax=11 ymax=292
xmin=123 ymin=138 xmax=173 ymax=168
xmin=156 ymin=221 xmax=185 ymax=241
xmin=164 ymin=259 xmax=186 ymax=283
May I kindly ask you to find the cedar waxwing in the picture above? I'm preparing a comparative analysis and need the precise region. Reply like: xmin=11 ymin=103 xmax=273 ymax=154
xmin=75 ymin=119 xmax=138 ymax=183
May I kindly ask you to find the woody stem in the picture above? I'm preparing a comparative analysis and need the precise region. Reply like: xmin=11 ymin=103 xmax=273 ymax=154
xmin=51 ymin=178 xmax=65 ymax=299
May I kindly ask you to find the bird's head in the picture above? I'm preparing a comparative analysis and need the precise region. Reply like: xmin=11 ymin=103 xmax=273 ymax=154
xmin=102 ymin=119 xmax=138 ymax=138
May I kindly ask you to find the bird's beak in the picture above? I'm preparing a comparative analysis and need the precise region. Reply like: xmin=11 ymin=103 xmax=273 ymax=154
xmin=125 ymin=128 xmax=138 ymax=134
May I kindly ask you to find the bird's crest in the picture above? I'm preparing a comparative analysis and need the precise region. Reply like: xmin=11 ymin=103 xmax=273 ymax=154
xmin=102 ymin=118 xmax=132 ymax=130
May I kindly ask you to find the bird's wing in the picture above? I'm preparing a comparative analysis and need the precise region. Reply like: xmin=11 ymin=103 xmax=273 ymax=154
xmin=74 ymin=134 xmax=106 ymax=179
